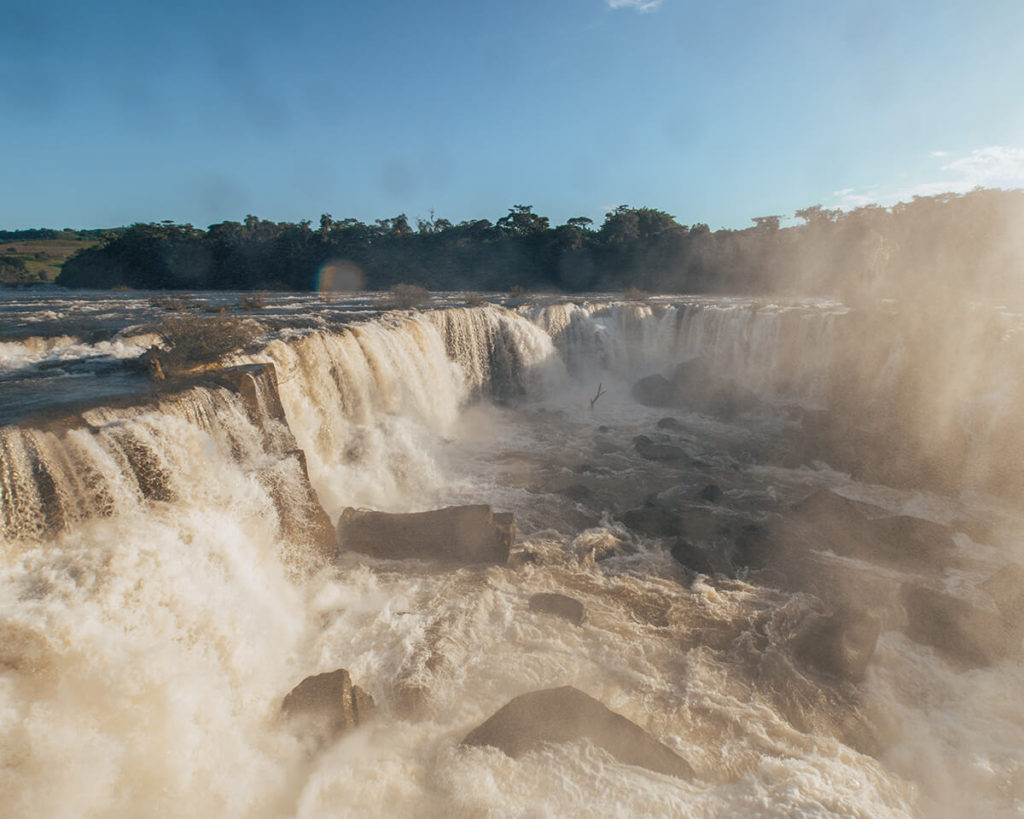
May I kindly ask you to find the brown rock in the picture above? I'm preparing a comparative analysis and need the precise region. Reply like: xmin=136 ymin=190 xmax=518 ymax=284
xmin=463 ymin=686 xmax=694 ymax=779
xmin=337 ymin=504 xmax=514 ymax=564
xmin=282 ymin=668 xmax=374 ymax=747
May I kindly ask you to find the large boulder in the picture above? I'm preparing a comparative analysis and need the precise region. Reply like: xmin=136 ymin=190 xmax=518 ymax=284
xmin=529 ymin=592 xmax=586 ymax=626
xmin=462 ymin=686 xmax=694 ymax=779
xmin=631 ymin=374 xmax=681 ymax=408
xmin=282 ymin=668 xmax=374 ymax=748
xmin=337 ymin=505 xmax=514 ymax=564
xmin=793 ymin=606 xmax=881 ymax=682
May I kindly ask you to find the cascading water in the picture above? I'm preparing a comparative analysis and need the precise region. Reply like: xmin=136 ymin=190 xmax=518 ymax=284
xmin=1 ymin=292 xmax=1023 ymax=817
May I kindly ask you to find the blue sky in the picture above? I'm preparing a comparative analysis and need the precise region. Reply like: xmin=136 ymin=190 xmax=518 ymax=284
xmin=3 ymin=0 xmax=1023 ymax=230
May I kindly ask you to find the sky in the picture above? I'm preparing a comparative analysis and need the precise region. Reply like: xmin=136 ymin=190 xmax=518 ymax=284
xmin=3 ymin=0 xmax=1024 ymax=231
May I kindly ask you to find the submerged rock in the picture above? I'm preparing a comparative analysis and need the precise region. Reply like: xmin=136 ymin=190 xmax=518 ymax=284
xmin=793 ymin=606 xmax=881 ymax=682
xmin=282 ymin=669 xmax=374 ymax=747
xmin=557 ymin=483 xmax=594 ymax=502
xmin=699 ymin=483 xmax=723 ymax=503
xmin=462 ymin=686 xmax=694 ymax=779
xmin=337 ymin=505 xmax=514 ymax=564
xmin=633 ymin=435 xmax=691 ymax=462
xmin=529 ymin=592 xmax=586 ymax=626
xmin=656 ymin=416 xmax=684 ymax=430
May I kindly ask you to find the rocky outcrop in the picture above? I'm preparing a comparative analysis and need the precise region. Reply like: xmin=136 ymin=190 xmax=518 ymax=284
xmin=282 ymin=668 xmax=374 ymax=748
xmin=462 ymin=686 xmax=694 ymax=779
xmin=529 ymin=592 xmax=586 ymax=626
xmin=337 ymin=504 xmax=514 ymax=564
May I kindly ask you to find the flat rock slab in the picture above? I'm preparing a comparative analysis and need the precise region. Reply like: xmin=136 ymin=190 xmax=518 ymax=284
xmin=338 ymin=504 xmax=514 ymax=564
xmin=462 ymin=686 xmax=694 ymax=780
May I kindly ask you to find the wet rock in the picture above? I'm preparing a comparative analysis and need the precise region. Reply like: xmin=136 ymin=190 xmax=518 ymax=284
xmin=631 ymin=374 xmax=680 ymax=408
xmin=282 ymin=669 xmax=374 ymax=747
xmin=620 ymin=505 xmax=684 ymax=538
xmin=793 ymin=607 xmax=881 ymax=682
xmin=902 ymin=584 xmax=1022 ymax=668
xmin=337 ymin=505 xmax=514 ymax=564
xmin=656 ymin=416 xmax=684 ymax=430
xmin=462 ymin=686 xmax=694 ymax=779
xmin=557 ymin=484 xmax=594 ymax=502
xmin=633 ymin=435 xmax=690 ymax=462
xmin=790 ymin=490 xmax=956 ymax=567
xmin=670 ymin=538 xmax=728 ymax=576
xmin=509 ymin=549 xmax=541 ymax=568
xmin=699 ymin=483 xmax=723 ymax=503
xmin=529 ymin=592 xmax=586 ymax=626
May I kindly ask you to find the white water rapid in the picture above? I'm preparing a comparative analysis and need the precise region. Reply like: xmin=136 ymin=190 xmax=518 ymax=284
xmin=2 ymin=294 xmax=1023 ymax=818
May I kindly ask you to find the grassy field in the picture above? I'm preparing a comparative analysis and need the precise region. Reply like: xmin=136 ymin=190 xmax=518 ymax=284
xmin=0 ymin=236 xmax=101 ymax=283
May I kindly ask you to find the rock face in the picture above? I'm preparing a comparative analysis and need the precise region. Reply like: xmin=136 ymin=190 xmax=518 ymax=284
xmin=337 ymin=504 xmax=514 ymax=564
xmin=793 ymin=607 xmax=881 ymax=682
xmin=282 ymin=669 xmax=374 ymax=747
xmin=463 ymin=686 xmax=694 ymax=780
xmin=529 ymin=593 xmax=586 ymax=626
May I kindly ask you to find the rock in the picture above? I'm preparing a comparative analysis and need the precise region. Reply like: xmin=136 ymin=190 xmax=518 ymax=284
xmin=793 ymin=607 xmax=881 ymax=682
xmin=282 ymin=669 xmax=374 ymax=747
xmin=337 ymin=505 xmax=514 ymax=564
xmin=620 ymin=505 xmax=684 ymax=538
xmin=462 ymin=686 xmax=694 ymax=779
xmin=656 ymin=417 xmax=684 ymax=430
xmin=670 ymin=538 xmax=728 ymax=576
xmin=902 ymin=584 xmax=1022 ymax=668
xmin=790 ymin=490 xmax=955 ymax=567
xmin=529 ymin=593 xmax=586 ymax=626
xmin=699 ymin=483 xmax=723 ymax=503
xmin=557 ymin=484 xmax=594 ymax=502
xmin=509 ymin=549 xmax=541 ymax=568
xmin=633 ymin=435 xmax=690 ymax=462
xmin=631 ymin=374 xmax=680 ymax=408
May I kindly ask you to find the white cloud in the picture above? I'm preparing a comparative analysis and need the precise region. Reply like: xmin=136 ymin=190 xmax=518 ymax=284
xmin=608 ymin=0 xmax=663 ymax=12
xmin=833 ymin=146 xmax=1024 ymax=210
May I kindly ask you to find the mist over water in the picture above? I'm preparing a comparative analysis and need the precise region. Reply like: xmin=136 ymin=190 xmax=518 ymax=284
xmin=2 ymin=291 xmax=1024 ymax=817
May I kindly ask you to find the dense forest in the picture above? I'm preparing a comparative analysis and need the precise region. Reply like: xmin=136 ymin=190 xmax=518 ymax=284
xmin=42 ymin=189 xmax=1024 ymax=302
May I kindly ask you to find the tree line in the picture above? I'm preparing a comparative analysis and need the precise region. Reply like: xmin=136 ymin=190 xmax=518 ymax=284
xmin=52 ymin=189 xmax=1024 ymax=302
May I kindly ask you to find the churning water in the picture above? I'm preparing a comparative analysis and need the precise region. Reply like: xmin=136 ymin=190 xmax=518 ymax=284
xmin=2 ymin=290 xmax=1023 ymax=817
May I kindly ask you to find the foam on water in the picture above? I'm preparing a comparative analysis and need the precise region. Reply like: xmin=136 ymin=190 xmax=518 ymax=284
xmin=1 ymin=293 xmax=1024 ymax=816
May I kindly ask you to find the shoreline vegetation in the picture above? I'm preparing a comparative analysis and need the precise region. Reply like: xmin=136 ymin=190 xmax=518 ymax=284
xmin=2 ymin=189 xmax=1022 ymax=304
